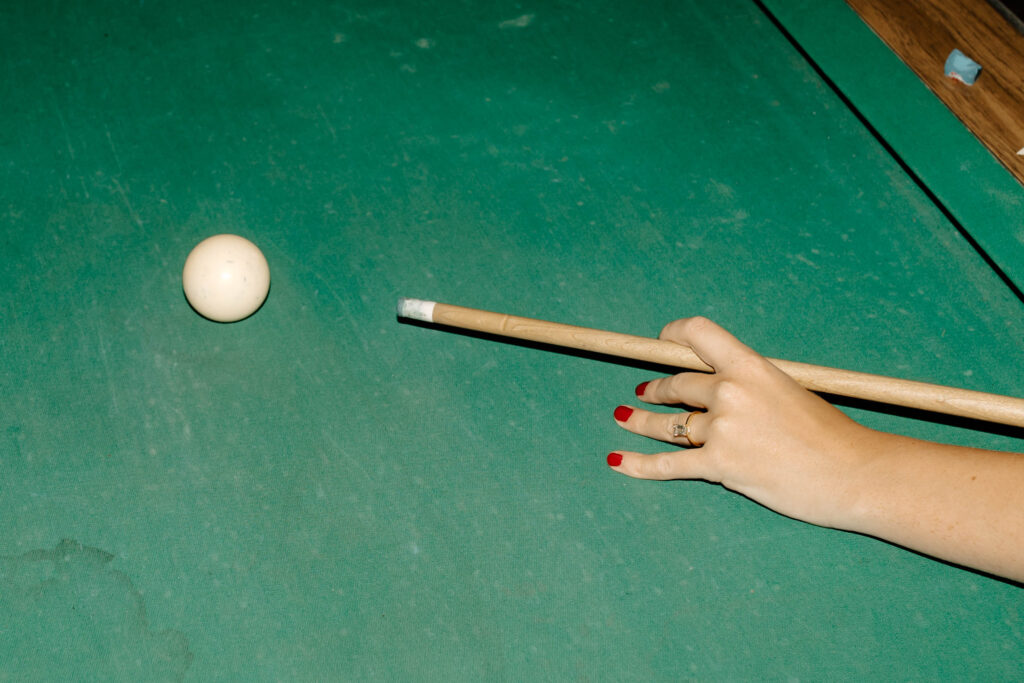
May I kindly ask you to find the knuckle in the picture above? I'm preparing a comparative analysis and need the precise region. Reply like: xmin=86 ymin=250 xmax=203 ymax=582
xmin=711 ymin=378 xmax=744 ymax=404
xmin=660 ymin=315 xmax=712 ymax=341
xmin=734 ymin=353 xmax=770 ymax=377
xmin=655 ymin=454 xmax=678 ymax=478
xmin=704 ymin=413 xmax=730 ymax=441
xmin=665 ymin=373 xmax=689 ymax=394
xmin=681 ymin=315 xmax=714 ymax=336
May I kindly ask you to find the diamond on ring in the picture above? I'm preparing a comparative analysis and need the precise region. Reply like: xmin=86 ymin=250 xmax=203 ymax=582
xmin=672 ymin=412 xmax=699 ymax=447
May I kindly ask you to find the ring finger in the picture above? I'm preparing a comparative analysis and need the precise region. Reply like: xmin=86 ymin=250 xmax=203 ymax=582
xmin=613 ymin=405 xmax=707 ymax=447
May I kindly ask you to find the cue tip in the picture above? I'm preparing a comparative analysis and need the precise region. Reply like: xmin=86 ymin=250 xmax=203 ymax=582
xmin=396 ymin=297 xmax=437 ymax=322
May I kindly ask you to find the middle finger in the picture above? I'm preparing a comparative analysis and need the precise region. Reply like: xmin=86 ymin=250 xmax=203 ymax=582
xmin=636 ymin=371 xmax=717 ymax=410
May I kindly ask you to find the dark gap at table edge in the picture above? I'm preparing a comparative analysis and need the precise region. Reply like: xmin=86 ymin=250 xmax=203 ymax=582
xmin=752 ymin=0 xmax=1024 ymax=308
xmin=987 ymin=0 xmax=1024 ymax=35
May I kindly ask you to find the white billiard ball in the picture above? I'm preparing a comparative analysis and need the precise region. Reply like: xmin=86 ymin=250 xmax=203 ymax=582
xmin=182 ymin=234 xmax=270 ymax=322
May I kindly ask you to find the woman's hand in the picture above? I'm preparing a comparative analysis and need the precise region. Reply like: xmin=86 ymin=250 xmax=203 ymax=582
xmin=608 ymin=316 xmax=876 ymax=529
xmin=608 ymin=317 xmax=1024 ymax=581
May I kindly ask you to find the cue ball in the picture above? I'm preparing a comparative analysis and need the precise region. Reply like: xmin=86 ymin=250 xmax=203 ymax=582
xmin=182 ymin=234 xmax=270 ymax=322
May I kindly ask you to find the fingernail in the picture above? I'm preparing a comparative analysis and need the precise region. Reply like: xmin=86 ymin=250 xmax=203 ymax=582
xmin=607 ymin=452 xmax=623 ymax=467
xmin=613 ymin=405 xmax=633 ymax=422
xmin=635 ymin=381 xmax=650 ymax=397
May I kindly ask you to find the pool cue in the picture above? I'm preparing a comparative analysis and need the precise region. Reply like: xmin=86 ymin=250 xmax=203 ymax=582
xmin=397 ymin=298 xmax=1024 ymax=429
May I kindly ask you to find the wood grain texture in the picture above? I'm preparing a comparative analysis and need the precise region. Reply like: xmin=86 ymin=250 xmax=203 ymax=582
xmin=419 ymin=301 xmax=1024 ymax=428
xmin=847 ymin=0 xmax=1024 ymax=186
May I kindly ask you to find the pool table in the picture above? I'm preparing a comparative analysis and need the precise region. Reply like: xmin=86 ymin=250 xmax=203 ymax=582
xmin=2 ymin=0 xmax=1022 ymax=679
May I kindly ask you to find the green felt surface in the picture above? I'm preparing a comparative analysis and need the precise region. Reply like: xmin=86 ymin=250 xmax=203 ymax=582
xmin=2 ymin=0 xmax=1023 ymax=679
xmin=763 ymin=0 xmax=1024 ymax=292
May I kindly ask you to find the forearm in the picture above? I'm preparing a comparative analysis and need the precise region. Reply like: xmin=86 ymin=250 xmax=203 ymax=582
xmin=844 ymin=432 xmax=1024 ymax=582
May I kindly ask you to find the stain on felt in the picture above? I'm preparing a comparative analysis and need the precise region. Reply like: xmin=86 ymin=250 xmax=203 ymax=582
xmin=0 ymin=539 xmax=192 ymax=681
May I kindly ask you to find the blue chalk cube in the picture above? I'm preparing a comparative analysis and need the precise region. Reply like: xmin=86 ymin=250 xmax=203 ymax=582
xmin=945 ymin=49 xmax=981 ymax=85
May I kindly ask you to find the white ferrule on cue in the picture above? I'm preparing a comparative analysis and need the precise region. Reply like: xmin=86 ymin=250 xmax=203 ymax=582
xmin=396 ymin=298 xmax=1024 ymax=429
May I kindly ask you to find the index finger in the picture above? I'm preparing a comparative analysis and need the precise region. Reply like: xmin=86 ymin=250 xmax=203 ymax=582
xmin=658 ymin=317 xmax=761 ymax=374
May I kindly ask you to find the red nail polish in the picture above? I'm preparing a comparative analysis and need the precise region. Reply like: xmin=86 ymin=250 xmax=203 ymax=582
xmin=607 ymin=452 xmax=623 ymax=467
xmin=613 ymin=405 xmax=633 ymax=422
xmin=635 ymin=381 xmax=650 ymax=397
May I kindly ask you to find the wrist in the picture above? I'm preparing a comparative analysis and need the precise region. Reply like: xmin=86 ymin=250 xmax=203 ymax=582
xmin=833 ymin=429 xmax=920 ymax=536
xmin=817 ymin=426 xmax=894 ymax=533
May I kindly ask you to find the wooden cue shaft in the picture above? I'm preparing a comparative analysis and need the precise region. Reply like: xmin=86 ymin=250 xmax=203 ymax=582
xmin=398 ymin=298 xmax=1024 ymax=429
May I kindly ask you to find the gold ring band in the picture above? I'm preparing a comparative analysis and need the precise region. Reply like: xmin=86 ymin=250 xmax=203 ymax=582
xmin=671 ymin=411 xmax=698 ymax=447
